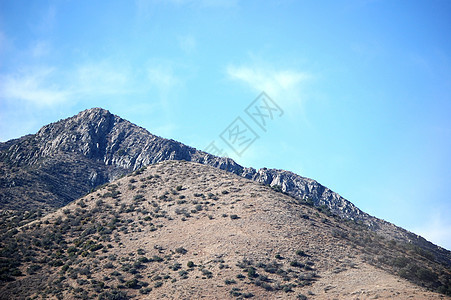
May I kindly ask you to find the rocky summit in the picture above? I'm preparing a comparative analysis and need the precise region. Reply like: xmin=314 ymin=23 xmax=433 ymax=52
xmin=0 ymin=108 xmax=451 ymax=299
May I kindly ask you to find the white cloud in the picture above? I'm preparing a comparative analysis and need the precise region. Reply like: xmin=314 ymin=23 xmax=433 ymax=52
xmin=0 ymin=67 xmax=69 ymax=106
xmin=0 ymin=61 xmax=140 ymax=107
xmin=147 ymin=65 xmax=180 ymax=91
xmin=31 ymin=40 xmax=51 ymax=58
xmin=226 ymin=64 xmax=310 ymax=108
xmin=37 ymin=5 xmax=57 ymax=33
xmin=75 ymin=62 xmax=132 ymax=95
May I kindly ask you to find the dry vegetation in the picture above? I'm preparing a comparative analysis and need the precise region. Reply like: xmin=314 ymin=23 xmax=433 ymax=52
xmin=0 ymin=161 xmax=449 ymax=299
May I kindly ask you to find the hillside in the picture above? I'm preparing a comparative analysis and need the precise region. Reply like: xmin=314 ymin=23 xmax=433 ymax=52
xmin=1 ymin=161 xmax=449 ymax=299
xmin=0 ymin=108 xmax=450 ymax=269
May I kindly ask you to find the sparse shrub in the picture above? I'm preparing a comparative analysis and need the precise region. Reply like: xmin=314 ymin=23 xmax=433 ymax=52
xmin=178 ymin=270 xmax=188 ymax=278
xmin=290 ymin=261 xmax=304 ymax=268
xmin=230 ymin=214 xmax=239 ymax=220
xmin=98 ymin=290 xmax=129 ymax=300
xmin=225 ymin=279 xmax=236 ymax=285
xmin=260 ymin=282 xmax=273 ymax=291
xmin=296 ymin=250 xmax=307 ymax=257
xmin=150 ymin=255 xmax=163 ymax=262
xmin=133 ymin=195 xmax=144 ymax=201
xmin=247 ymin=267 xmax=257 ymax=278
xmin=175 ymin=247 xmax=187 ymax=255
xmin=271 ymin=185 xmax=283 ymax=193
xmin=187 ymin=261 xmax=195 ymax=268
xmin=139 ymin=287 xmax=152 ymax=294
xmin=27 ymin=264 xmax=42 ymax=275
xmin=202 ymin=269 xmax=213 ymax=278
xmin=125 ymin=279 xmax=139 ymax=289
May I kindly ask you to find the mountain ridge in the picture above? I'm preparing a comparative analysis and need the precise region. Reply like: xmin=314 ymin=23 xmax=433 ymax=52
xmin=0 ymin=108 xmax=449 ymax=267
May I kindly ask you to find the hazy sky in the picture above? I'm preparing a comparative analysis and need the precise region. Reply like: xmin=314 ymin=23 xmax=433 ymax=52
xmin=0 ymin=0 xmax=450 ymax=250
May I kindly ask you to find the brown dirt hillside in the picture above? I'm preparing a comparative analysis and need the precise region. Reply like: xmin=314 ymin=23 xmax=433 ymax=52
xmin=0 ymin=161 xmax=449 ymax=299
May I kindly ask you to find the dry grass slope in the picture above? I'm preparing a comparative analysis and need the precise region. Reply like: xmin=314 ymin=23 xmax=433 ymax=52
xmin=0 ymin=161 xmax=449 ymax=299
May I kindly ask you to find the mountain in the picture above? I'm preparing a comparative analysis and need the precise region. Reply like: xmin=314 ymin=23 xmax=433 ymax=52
xmin=0 ymin=108 xmax=239 ymax=212
xmin=0 ymin=108 xmax=450 ymax=289
xmin=0 ymin=161 xmax=449 ymax=299
xmin=1 ymin=108 xmax=450 ymax=267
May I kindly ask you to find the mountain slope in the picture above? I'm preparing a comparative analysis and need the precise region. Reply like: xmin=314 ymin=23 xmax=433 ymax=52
xmin=0 ymin=108 xmax=449 ymax=267
xmin=0 ymin=161 xmax=449 ymax=299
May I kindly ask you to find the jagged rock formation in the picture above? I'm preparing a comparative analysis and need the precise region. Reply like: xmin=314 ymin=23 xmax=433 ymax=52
xmin=0 ymin=108 xmax=450 ymax=266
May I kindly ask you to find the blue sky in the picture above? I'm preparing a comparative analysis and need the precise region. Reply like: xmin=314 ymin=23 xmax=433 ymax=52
xmin=1 ymin=0 xmax=450 ymax=250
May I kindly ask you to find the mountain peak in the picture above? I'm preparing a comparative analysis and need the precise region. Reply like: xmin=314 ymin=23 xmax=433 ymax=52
xmin=75 ymin=107 xmax=114 ymax=120
xmin=78 ymin=107 xmax=111 ymax=115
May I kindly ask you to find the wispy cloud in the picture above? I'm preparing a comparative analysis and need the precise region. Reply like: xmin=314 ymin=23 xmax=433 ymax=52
xmin=226 ymin=64 xmax=310 ymax=108
xmin=36 ymin=5 xmax=57 ymax=33
xmin=414 ymin=212 xmax=451 ymax=251
xmin=30 ymin=40 xmax=51 ymax=58
xmin=0 ymin=67 xmax=69 ymax=106
xmin=0 ymin=61 xmax=140 ymax=107
xmin=147 ymin=64 xmax=180 ymax=91
xmin=75 ymin=62 xmax=132 ymax=95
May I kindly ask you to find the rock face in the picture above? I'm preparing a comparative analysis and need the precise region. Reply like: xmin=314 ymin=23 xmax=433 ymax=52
xmin=0 ymin=108 xmax=450 ymax=266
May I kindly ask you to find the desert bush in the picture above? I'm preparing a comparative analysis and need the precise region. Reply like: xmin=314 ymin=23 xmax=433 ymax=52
xmin=290 ymin=261 xmax=304 ymax=268
xmin=247 ymin=267 xmax=258 ymax=278
xmin=175 ymin=247 xmax=187 ymax=254
xmin=27 ymin=264 xmax=42 ymax=274
xmin=296 ymin=250 xmax=307 ymax=257
xmin=225 ymin=279 xmax=236 ymax=285
xmin=125 ymin=278 xmax=139 ymax=289
xmin=139 ymin=287 xmax=152 ymax=294
xmin=202 ymin=269 xmax=213 ymax=278
xmin=98 ymin=290 xmax=129 ymax=300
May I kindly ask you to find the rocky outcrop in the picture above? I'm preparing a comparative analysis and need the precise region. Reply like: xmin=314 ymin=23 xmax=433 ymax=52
xmin=1 ymin=108 xmax=450 ymax=266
